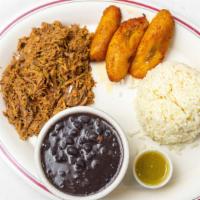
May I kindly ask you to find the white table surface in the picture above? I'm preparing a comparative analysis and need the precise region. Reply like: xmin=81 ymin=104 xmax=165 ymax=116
xmin=0 ymin=0 xmax=200 ymax=200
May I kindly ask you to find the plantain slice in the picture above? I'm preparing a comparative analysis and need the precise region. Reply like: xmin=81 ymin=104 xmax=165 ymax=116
xmin=106 ymin=16 xmax=149 ymax=82
xmin=90 ymin=5 xmax=121 ymax=61
xmin=129 ymin=9 xmax=175 ymax=79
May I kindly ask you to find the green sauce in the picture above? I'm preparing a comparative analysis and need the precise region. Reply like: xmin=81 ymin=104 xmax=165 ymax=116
xmin=135 ymin=151 xmax=170 ymax=186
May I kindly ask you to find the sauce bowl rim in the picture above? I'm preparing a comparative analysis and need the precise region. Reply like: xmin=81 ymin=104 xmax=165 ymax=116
xmin=133 ymin=149 xmax=173 ymax=189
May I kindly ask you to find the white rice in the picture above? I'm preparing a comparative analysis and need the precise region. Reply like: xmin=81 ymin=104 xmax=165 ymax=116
xmin=136 ymin=62 xmax=200 ymax=145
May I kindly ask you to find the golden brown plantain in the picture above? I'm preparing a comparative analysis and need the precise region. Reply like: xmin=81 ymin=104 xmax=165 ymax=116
xmin=129 ymin=9 xmax=175 ymax=79
xmin=90 ymin=5 xmax=121 ymax=61
xmin=106 ymin=16 xmax=149 ymax=82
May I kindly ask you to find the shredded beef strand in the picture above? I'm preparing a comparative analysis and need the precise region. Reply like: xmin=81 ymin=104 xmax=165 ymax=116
xmin=0 ymin=21 xmax=95 ymax=140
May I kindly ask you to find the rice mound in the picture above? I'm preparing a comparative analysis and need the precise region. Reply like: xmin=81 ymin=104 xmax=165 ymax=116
xmin=136 ymin=62 xmax=200 ymax=145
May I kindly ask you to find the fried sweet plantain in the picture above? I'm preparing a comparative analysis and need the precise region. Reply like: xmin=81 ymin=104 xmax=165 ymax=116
xmin=90 ymin=5 xmax=121 ymax=61
xmin=129 ymin=9 xmax=174 ymax=79
xmin=106 ymin=16 xmax=149 ymax=82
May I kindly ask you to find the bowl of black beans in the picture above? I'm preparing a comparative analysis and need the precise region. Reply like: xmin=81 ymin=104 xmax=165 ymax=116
xmin=35 ymin=106 xmax=129 ymax=200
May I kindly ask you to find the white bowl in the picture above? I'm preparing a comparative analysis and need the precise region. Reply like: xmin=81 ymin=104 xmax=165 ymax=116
xmin=34 ymin=106 xmax=129 ymax=200
xmin=133 ymin=149 xmax=173 ymax=189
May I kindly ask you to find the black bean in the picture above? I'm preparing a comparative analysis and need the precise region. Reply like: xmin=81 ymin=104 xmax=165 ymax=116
xmin=100 ymin=146 xmax=107 ymax=155
xmin=86 ymin=151 xmax=95 ymax=160
xmin=78 ymin=136 xmax=87 ymax=144
xmin=67 ymin=146 xmax=78 ymax=156
xmin=42 ymin=142 xmax=50 ymax=150
xmin=82 ymin=178 xmax=89 ymax=186
xmin=51 ymin=146 xmax=57 ymax=155
xmin=78 ymin=115 xmax=90 ymax=123
xmin=72 ymin=172 xmax=79 ymax=179
xmin=62 ymin=125 xmax=68 ymax=133
xmin=87 ymin=123 xmax=94 ymax=130
xmin=104 ymin=129 xmax=111 ymax=137
xmin=85 ymin=129 xmax=96 ymax=138
xmin=55 ymin=123 xmax=63 ymax=133
xmin=55 ymin=150 xmax=66 ymax=162
xmin=76 ymin=179 xmax=81 ymax=184
xmin=89 ymin=133 xmax=97 ymax=141
xmin=69 ymin=128 xmax=78 ymax=136
xmin=83 ymin=143 xmax=92 ymax=152
xmin=95 ymin=127 xmax=103 ymax=135
xmin=46 ymin=168 xmax=52 ymax=176
xmin=65 ymin=167 xmax=70 ymax=174
xmin=72 ymin=121 xmax=82 ymax=129
xmin=80 ymin=149 xmax=86 ymax=155
xmin=110 ymin=163 xmax=115 ymax=169
xmin=50 ymin=142 xmax=57 ymax=154
xmin=74 ymin=165 xmax=82 ymax=172
xmin=50 ymin=130 xmax=57 ymax=137
xmin=94 ymin=119 xmax=104 ymax=135
xmin=63 ymin=120 xmax=68 ymax=127
xmin=112 ymin=142 xmax=118 ymax=147
xmin=69 ymin=116 xmax=75 ymax=123
xmin=96 ymin=144 xmax=102 ymax=149
xmin=76 ymin=158 xmax=85 ymax=169
xmin=54 ymin=176 xmax=64 ymax=188
xmin=68 ymin=156 xmax=76 ymax=164
xmin=108 ymin=150 xmax=113 ymax=156
xmin=50 ymin=136 xmax=58 ymax=147
xmin=58 ymin=170 xmax=66 ymax=177
xmin=81 ymin=128 xmax=89 ymax=136
xmin=94 ymin=118 xmax=101 ymax=128
xmin=59 ymin=140 xmax=67 ymax=149
xmin=50 ymin=137 xmax=58 ymax=154
xmin=65 ymin=136 xmax=74 ymax=145
xmin=91 ymin=160 xmax=100 ymax=169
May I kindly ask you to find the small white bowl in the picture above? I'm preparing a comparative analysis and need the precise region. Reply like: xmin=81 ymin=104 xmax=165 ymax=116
xmin=34 ymin=106 xmax=129 ymax=200
xmin=133 ymin=149 xmax=173 ymax=189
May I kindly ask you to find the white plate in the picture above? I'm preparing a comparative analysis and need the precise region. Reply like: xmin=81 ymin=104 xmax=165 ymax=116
xmin=0 ymin=1 xmax=200 ymax=200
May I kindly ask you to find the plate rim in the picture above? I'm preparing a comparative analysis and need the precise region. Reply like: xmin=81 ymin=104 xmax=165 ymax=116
xmin=0 ymin=0 xmax=200 ymax=199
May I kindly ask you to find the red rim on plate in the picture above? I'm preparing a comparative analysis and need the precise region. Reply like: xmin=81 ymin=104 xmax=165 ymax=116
xmin=0 ymin=0 xmax=200 ymax=199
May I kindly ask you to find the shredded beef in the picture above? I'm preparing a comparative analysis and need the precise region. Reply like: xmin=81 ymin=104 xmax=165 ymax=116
xmin=0 ymin=21 xmax=95 ymax=140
